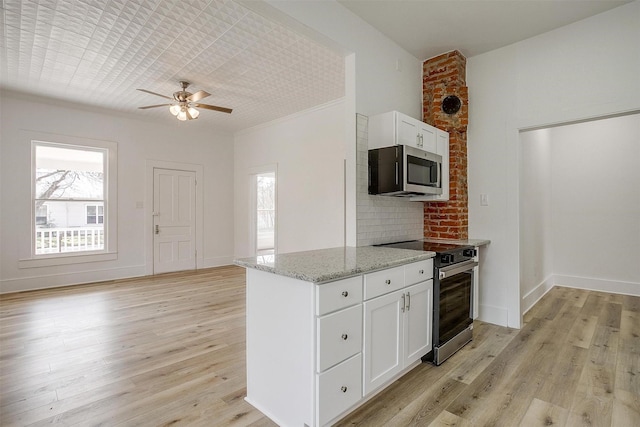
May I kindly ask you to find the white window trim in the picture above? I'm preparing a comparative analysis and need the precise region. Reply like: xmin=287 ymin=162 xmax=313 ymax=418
xmin=18 ymin=131 xmax=118 ymax=269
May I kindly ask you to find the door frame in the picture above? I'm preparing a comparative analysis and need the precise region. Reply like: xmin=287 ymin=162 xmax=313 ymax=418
xmin=145 ymin=160 xmax=203 ymax=275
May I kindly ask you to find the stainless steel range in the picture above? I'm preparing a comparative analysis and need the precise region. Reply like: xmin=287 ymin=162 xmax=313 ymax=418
xmin=375 ymin=240 xmax=477 ymax=365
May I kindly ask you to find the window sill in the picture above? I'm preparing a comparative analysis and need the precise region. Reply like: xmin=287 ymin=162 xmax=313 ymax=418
xmin=18 ymin=252 xmax=117 ymax=269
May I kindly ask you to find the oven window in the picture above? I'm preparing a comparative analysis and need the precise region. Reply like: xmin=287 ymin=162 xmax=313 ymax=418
xmin=439 ymin=271 xmax=473 ymax=345
xmin=407 ymin=155 xmax=438 ymax=186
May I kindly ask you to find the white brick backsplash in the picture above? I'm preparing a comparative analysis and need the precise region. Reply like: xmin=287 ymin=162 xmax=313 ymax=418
xmin=356 ymin=114 xmax=423 ymax=247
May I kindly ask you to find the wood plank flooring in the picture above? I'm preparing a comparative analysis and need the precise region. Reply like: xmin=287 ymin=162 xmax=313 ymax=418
xmin=1 ymin=267 xmax=638 ymax=426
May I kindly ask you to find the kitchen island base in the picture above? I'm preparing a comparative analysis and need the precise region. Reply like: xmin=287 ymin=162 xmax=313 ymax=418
xmin=243 ymin=250 xmax=434 ymax=427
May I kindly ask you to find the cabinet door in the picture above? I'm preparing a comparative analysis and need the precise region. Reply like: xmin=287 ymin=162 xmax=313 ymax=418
xmin=363 ymin=290 xmax=404 ymax=396
xmin=397 ymin=116 xmax=419 ymax=148
xmin=418 ymin=124 xmax=437 ymax=152
xmin=403 ymin=280 xmax=433 ymax=366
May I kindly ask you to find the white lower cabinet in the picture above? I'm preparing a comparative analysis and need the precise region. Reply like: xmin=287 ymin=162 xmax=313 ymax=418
xmin=316 ymin=354 xmax=362 ymax=426
xmin=363 ymin=280 xmax=433 ymax=396
xmin=245 ymin=259 xmax=433 ymax=427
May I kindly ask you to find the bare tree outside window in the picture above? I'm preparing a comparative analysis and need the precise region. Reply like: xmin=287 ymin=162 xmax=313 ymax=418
xmin=34 ymin=143 xmax=106 ymax=254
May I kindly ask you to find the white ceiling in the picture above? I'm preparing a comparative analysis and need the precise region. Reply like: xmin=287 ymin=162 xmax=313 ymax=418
xmin=339 ymin=0 xmax=632 ymax=60
xmin=1 ymin=1 xmax=631 ymax=132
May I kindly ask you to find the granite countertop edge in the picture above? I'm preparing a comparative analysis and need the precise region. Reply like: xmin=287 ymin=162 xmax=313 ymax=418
xmin=234 ymin=246 xmax=436 ymax=284
xmin=422 ymin=238 xmax=491 ymax=246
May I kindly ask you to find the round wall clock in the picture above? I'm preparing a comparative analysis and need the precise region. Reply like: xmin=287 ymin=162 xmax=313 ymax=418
xmin=442 ymin=95 xmax=462 ymax=114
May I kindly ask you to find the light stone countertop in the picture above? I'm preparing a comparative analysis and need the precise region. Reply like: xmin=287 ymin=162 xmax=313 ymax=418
xmin=234 ymin=246 xmax=435 ymax=284
xmin=422 ymin=238 xmax=491 ymax=247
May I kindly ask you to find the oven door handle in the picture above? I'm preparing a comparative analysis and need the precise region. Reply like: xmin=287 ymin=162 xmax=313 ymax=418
xmin=439 ymin=260 xmax=478 ymax=280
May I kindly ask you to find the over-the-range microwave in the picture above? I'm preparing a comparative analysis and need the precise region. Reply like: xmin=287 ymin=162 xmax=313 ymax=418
xmin=368 ymin=144 xmax=442 ymax=197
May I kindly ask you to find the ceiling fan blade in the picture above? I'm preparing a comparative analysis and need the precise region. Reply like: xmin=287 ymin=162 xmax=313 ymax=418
xmin=194 ymin=103 xmax=233 ymax=114
xmin=137 ymin=88 xmax=173 ymax=100
xmin=187 ymin=90 xmax=210 ymax=102
xmin=138 ymin=104 xmax=172 ymax=109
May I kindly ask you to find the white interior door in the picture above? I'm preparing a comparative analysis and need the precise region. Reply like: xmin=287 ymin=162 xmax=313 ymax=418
xmin=153 ymin=168 xmax=196 ymax=274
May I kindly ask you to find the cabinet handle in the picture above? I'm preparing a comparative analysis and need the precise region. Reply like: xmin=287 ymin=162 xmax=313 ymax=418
xmin=341 ymin=291 xmax=349 ymax=297
xmin=341 ymin=333 xmax=348 ymax=340
xmin=385 ymin=279 xmax=391 ymax=285
xmin=406 ymin=291 xmax=411 ymax=311
xmin=419 ymin=269 xmax=424 ymax=274
xmin=341 ymin=386 xmax=348 ymax=393
xmin=401 ymin=294 xmax=405 ymax=313
xmin=155 ymin=224 xmax=159 ymax=235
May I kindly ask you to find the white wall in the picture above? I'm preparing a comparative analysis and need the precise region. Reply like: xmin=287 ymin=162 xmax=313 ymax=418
xmin=467 ymin=1 xmax=640 ymax=327
xmin=550 ymin=114 xmax=640 ymax=293
xmin=234 ymin=100 xmax=346 ymax=257
xmin=0 ymin=92 xmax=235 ymax=293
xmin=519 ymin=129 xmax=554 ymax=313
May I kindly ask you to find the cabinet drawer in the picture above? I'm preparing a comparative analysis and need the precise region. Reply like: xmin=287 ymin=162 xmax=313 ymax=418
xmin=364 ymin=265 xmax=404 ymax=300
xmin=317 ymin=354 xmax=362 ymax=426
xmin=317 ymin=304 xmax=363 ymax=372
xmin=316 ymin=276 xmax=362 ymax=316
xmin=404 ymin=259 xmax=433 ymax=285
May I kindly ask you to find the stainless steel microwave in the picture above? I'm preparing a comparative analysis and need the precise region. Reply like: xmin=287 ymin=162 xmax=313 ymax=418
xmin=368 ymin=145 xmax=442 ymax=197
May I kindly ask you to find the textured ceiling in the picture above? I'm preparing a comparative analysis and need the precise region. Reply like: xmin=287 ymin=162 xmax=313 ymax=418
xmin=0 ymin=0 xmax=346 ymax=132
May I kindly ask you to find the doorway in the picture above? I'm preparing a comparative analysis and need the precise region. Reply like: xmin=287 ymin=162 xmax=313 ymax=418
xmin=153 ymin=167 xmax=197 ymax=274
xmin=250 ymin=169 xmax=277 ymax=258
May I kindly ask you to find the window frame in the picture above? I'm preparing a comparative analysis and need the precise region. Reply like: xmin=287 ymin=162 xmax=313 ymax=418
xmin=19 ymin=132 xmax=118 ymax=268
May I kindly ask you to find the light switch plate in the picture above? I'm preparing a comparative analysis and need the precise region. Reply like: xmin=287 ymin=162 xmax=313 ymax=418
xmin=480 ymin=194 xmax=489 ymax=206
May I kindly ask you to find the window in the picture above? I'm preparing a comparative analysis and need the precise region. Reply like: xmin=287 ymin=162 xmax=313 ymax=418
xmin=35 ymin=204 xmax=48 ymax=226
xmin=33 ymin=142 xmax=107 ymax=255
xmin=86 ymin=204 xmax=104 ymax=224
xmin=255 ymin=172 xmax=276 ymax=256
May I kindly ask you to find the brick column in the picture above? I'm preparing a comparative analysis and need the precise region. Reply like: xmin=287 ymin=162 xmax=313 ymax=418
xmin=422 ymin=50 xmax=469 ymax=240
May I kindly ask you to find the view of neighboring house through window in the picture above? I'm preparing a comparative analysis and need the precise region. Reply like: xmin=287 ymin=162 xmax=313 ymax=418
xmin=34 ymin=142 xmax=107 ymax=255
xmin=86 ymin=204 xmax=104 ymax=224
xmin=35 ymin=204 xmax=48 ymax=225
xmin=256 ymin=172 xmax=275 ymax=255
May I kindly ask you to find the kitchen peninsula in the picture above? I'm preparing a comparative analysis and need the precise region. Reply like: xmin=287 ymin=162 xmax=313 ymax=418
xmin=235 ymin=246 xmax=436 ymax=427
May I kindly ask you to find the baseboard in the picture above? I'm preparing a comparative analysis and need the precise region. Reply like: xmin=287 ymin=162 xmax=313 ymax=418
xmin=201 ymin=255 xmax=234 ymax=269
xmin=521 ymin=275 xmax=555 ymax=316
xmin=477 ymin=304 xmax=509 ymax=327
xmin=554 ymin=274 xmax=640 ymax=297
xmin=0 ymin=265 xmax=146 ymax=294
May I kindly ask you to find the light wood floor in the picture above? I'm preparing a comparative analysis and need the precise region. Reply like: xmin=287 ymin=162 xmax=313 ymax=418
xmin=1 ymin=266 xmax=638 ymax=426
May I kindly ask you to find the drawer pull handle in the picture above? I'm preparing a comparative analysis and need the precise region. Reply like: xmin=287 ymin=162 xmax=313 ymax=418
xmin=419 ymin=269 xmax=424 ymax=274
xmin=341 ymin=333 xmax=348 ymax=340
xmin=341 ymin=291 xmax=349 ymax=297
xmin=385 ymin=279 xmax=391 ymax=285
xmin=341 ymin=386 xmax=348 ymax=393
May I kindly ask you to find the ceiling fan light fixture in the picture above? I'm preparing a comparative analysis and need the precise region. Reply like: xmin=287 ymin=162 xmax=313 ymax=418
xmin=188 ymin=107 xmax=199 ymax=119
xmin=138 ymin=81 xmax=232 ymax=120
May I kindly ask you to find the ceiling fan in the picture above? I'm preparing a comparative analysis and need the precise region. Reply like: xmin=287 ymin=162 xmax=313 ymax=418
xmin=137 ymin=81 xmax=232 ymax=121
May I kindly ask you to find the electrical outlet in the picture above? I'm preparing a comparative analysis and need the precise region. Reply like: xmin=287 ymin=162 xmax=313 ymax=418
xmin=480 ymin=194 xmax=489 ymax=206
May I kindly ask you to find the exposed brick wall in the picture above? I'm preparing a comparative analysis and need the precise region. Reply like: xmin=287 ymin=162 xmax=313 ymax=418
xmin=422 ymin=51 xmax=469 ymax=240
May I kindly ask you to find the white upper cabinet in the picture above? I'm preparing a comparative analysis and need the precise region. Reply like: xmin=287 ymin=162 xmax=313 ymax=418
xmin=369 ymin=111 xmax=437 ymax=152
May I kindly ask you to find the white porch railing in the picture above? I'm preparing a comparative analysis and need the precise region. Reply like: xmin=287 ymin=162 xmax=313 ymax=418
xmin=36 ymin=227 xmax=104 ymax=254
